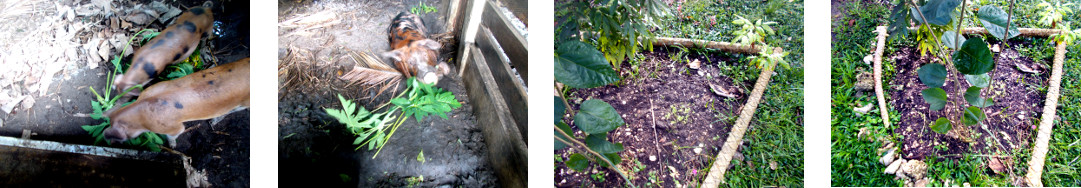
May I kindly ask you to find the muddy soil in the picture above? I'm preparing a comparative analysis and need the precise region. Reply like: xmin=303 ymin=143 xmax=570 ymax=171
xmin=888 ymin=41 xmax=1048 ymax=160
xmin=556 ymin=47 xmax=749 ymax=187
xmin=0 ymin=0 xmax=250 ymax=186
xmin=277 ymin=0 xmax=496 ymax=187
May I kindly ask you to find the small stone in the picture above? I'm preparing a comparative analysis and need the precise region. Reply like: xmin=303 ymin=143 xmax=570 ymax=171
xmin=963 ymin=182 xmax=970 ymax=187
xmin=991 ymin=44 xmax=1001 ymax=52
xmin=884 ymin=159 xmax=904 ymax=174
xmin=863 ymin=54 xmax=874 ymax=65
xmin=693 ymin=147 xmax=702 ymax=154
xmin=854 ymin=71 xmax=875 ymax=91
xmin=915 ymin=178 xmax=930 ymax=187
xmin=854 ymin=103 xmax=874 ymax=115
xmin=880 ymin=148 xmax=896 ymax=165
xmin=857 ymin=127 xmax=871 ymax=141
xmin=902 ymin=160 xmax=928 ymax=179
xmin=649 ymin=155 xmax=657 ymax=161
xmin=769 ymin=160 xmax=778 ymax=170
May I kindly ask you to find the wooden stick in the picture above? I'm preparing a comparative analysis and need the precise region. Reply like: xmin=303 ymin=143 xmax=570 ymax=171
xmin=1025 ymin=35 xmax=1068 ymax=187
xmin=701 ymin=53 xmax=778 ymax=187
xmin=905 ymin=27 xmax=1061 ymax=37
xmin=874 ymin=26 xmax=891 ymax=129
xmin=651 ymin=37 xmax=764 ymax=54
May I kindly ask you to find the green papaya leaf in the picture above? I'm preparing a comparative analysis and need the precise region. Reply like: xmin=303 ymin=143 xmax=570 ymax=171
xmin=963 ymin=86 xmax=994 ymax=107
xmin=921 ymin=87 xmax=948 ymax=111
xmin=978 ymin=5 xmax=1021 ymax=40
xmin=918 ymin=0 xmax=961 ymax=26
xmin=941 ymin=30 xmax=966 ymax=49
xmin=555 ymin=122 xmax=574 ymax=150
xmin=953 ymin=38 xmax=995 ymax=75
xmin=585 ymin=133 xmax=624 ymax=154
xmin=963 ymin=106 xmax=986 ymax=125
xmin=930 ymin=117 xmax=952 ymax=134
xmin=555 ymin=96 xmax=566 ymax=124
xmin=555 ymin=41 xmax=620 ymax=88
xmin=566 ymin=153 xmax=589 ymax=172
xmin=964 ymin=73 xmax=990 ymax=88
xmin=917 ymin=64 xmax=948 ymax=88
xmin=574 ymin=99 xmax=625 ymax=134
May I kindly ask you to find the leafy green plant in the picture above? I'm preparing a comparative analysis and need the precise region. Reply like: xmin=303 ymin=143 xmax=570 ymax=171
xmin=730 ymin=15 xmax=777 ymax=47
xmin=891 ymin=0 xmax=1017 ymax=136
xmin=1050 ymin=22 xmax=1080 ymax=45
xmin=556 ymin=0 xmax=669 ymax=72
xmin=749 ymin=45 xmax=791 ymax=70
xmin=325 ymin=78 xmax=461 ymax=158
xmin=82 ymin=29 xmax=167 ymax=151
xmin=554 ymin=98 xmax=631 ymax=186
xmin=410 ymin=1 xmax=437 ymax=15
xmin=1036 ymin=1 xmax=1075 ymax=29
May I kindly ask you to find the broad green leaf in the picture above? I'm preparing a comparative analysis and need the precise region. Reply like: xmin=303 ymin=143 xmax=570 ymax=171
xmin=585 ymin=133 xmax=624 ymax=153
xmin=964 ymin=73 xmax=990 ymax=88
xmin=918 ymin=0 xmax=961 ymax=26
xmin=917 ymin=64 xmax=948 ymax=88
xmin=574 ymin=99 xmax=625 ymax=134
xmin=963 ymin=106 xmax=986 ymax=125
xmin=941 ymin=30 xmax=966 ymax=49
xmin=566 ymin=153 xmax=589 ymax=172
xmin=963 ymin=86 xmax=994 ymax=107
xmin=555 ymin=122 xmax=573 ymax=150
xmin=978 ymin=5 xmax=1021 ymax=40
xmin=555 ymin=96 xmax=566 ymax=124
xmin=930 ymin=117 xmax=952 ymax=134
xmin=597 ymin=153 xmax=622 ymax=167
xmin=953 ymin=38 xmax=995 ymax=75
xmin=922 ymin=87 xmax=948 ymax=111
xmin=555 ymin=41 xmax=620 ymax=88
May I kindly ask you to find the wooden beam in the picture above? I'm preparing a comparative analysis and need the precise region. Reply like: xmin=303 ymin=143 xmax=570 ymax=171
xmin=461 ymin=45 xmax=528 ymax=188
xmin=481 ymin=0 xmax=529 ymax=83
xmin=475 ymin=27 xmax=529 ymax=141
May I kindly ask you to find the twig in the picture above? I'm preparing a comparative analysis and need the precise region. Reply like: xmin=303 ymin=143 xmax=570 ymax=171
xmin=554 ymin=126 xmax=636 ymax=188
xmin=649 ymin=99 xmax=661 ymax=160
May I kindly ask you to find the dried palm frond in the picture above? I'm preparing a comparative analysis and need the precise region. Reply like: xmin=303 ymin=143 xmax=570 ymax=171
xmin=339 ymin=50 xmax=402 ymax=98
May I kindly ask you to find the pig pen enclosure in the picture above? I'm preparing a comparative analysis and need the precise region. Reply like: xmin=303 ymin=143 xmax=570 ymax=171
xmin=0 ymin=0 xmax=250 ymax=187
xmin=277 ymin=0 xmax=527 ymax=187
xmin=554 ymin=0 xmax=804 ymax=187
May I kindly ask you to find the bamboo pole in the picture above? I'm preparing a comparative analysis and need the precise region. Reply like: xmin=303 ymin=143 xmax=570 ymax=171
xmin=1025 ymin=36 xmax=1068 ymax=187
xmin=874 ymin=26 xmax=891 ymax=129
xmin=700 ymin=48 xmax=780 ymax=187
xmin=906 ymin=27 xmax=1061 ymax=37
xmin=652 ymin=37 xmax=765 ymax=54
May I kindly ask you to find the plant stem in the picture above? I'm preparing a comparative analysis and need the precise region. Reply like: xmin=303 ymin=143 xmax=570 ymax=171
xmin=1004 ymin=0 xmax=1015 ymax=48
xmin=953 ymin=0 xmax=967 ymax=49
xmin=553 ymin=126 xmax=636 ymax=188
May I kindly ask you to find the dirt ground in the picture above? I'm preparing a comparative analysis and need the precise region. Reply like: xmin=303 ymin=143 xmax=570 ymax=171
xmin=277 ymin=0 xmax=497 ymax=187
xmin=888 ymin=41 xmax=1048 ymax=160
xmin=0 ymin=0 xmax=250 ymax=186
xmin=556 ymin=47 xmax=748 ymax=187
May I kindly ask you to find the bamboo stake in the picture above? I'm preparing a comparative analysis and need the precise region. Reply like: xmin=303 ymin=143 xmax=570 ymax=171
xmin=652 ymin=37 xmax=765 ymax=54
xmin=906 ymin=27 xmax=1062 ymax=37
xmin=701 ymin=48 xmax=780 ymax=187
xmin=873 ymin=26 xmax=891 ymax=129
xmin=1025 ymin=35 xmax=1068 ymax=187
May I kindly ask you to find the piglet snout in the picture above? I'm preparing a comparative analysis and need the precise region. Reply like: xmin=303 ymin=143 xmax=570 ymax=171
xmin=103 ymin=127 xmax=127 ymax=144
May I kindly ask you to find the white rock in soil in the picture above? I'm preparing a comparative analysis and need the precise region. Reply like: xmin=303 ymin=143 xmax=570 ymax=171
xmin=991 ymin=44 xmax=1001 ymax=52
xmin=915 ymin=178 xmax=930 ymax=187
xmin=880 ymin=148 xmax=896 ymax=165
xmin=902 ymin=160 xmax=928 ymax=179
xmin=688 ymin=59 xmax=701 ymax=69
xmin=854 ymin=103 xmax=874 ymax=115
xmin=963 ymin=182 xmax=970 ymax=187
xmin=693 ymin=147 xmax=702 ymax=154
xmin=649 ymin=155 xmax=657 ymax=161
xmin=863 ymin=54 xmax=874 ymax=65
xmin=884 ymin=159 xmax=904 ymax=174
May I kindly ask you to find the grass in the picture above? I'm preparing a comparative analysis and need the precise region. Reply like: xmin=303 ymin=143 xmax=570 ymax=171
xmin=658 ymin=0 xmax=805 ymax=187
xmin=831 ymin=0 xmax=1081 ymax=186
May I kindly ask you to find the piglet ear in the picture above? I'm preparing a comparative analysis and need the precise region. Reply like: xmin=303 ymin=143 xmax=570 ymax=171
xmin=418 ymin=39 xmax=441 ymax=50
xmin=381 ymin=50 xmax=402 ymax=62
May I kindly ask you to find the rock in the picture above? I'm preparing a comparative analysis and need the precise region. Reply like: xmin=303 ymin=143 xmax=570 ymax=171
xmin=688 ymin=59 xmax=701 ymax=69
xmin=854 ymin=103 xmax=874 ymax=115
xmin=902 ymin=160 xmax=928 ymax=179
xmin=863 ymin=54 xmax=874 ymax=65
xmin=854 ymin=71 xmax=874 ymax=91
xmin=991 ymin=44 xmax=1000 ymax=52
xmin=649 ymin=155 xmax=656 ymax=162
xmin=963 ymin=182 xmax=970 ymax=187
xmin=769 ymin=160 xmax=777 ymax=170
xmin=693 ymin=147 xmax=702 ymax=154
xmin=857 ymin=127 xmax=871 ymax=141
xmin=884 ymin=159 xmax=904 ymax=174
xmin=915 ymin=178 xmax=930 ymax=187
xmin=880 ymin=148 xmax=896 ymax=165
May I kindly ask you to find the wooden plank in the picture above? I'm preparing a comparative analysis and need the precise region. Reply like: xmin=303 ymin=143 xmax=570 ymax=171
xmin=494 ymin=0 xmax=528 ymax=25
xmin=461 ymin=46 xmax=528 ymax=187
xmin=475 ymin=27 xmax=528 ymax=141
xmin=0 ymin=137 xmax=186 ymax=186
xmin=481 ymin=0 xmax=528 ymax=83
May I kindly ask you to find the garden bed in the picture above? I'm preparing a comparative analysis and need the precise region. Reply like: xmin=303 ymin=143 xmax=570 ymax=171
xmin=556 ymin=47 xmax=751 ymax=187
xmin=888 ymin=41 xmax=1048 ymax=160
xmin=0 ymin=0 xmax=249 ymax=186
xmin=276 ymin=0 xmax=499 ymax=186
